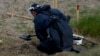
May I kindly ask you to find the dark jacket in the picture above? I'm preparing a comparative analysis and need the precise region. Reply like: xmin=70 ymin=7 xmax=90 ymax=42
xmin=33 ymin=5 xmax=73 ymax=54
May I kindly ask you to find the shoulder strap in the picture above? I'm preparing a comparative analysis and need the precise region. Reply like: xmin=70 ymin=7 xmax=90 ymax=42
xmin=41 ymin=10 xmax=54 ymax=16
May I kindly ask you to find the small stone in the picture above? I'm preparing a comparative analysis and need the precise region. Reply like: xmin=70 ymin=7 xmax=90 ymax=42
xmin=0 ymin=40 xmax=3 ymax=43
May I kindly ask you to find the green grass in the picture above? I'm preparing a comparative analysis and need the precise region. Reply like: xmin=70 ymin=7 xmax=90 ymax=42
xmin=70 ymin=7 xmax=100 ymax=38
xmin=76 ymin=15 xmax=100 ymax=37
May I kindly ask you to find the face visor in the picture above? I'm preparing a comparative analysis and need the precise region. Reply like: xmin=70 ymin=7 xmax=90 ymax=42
xmin=27 ymin=4 xmax=41 ymax=17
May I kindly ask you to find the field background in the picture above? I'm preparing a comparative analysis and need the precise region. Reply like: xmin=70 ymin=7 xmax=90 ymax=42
xmin=0 ymin=0 xmax=100 ymax=56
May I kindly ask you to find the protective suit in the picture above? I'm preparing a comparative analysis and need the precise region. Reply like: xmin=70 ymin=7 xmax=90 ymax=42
xmin=33 ymin=5 xmax=73 ymax=54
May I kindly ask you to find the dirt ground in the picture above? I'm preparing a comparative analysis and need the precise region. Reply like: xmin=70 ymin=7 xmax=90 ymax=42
xmin=0 ymin=0 xmax=100 ymax=56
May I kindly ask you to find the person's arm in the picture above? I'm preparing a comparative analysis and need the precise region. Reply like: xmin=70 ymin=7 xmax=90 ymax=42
xmin=34 ymin=14 xmax=50 ymax=42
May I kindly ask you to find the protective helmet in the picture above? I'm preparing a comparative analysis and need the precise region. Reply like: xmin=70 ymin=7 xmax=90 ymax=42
xmin=28 ymin=3 xmax=41 ymax=12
